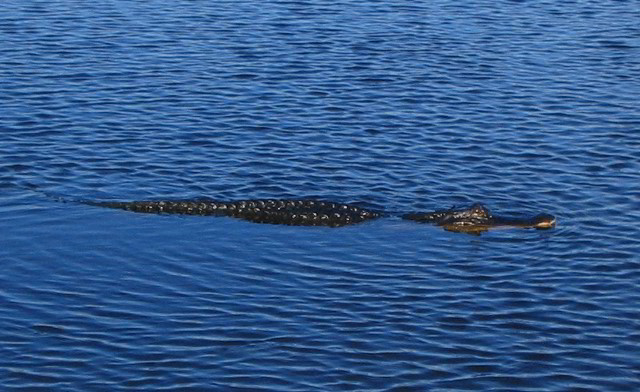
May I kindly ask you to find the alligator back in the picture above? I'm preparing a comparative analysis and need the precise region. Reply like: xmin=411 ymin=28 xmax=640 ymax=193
xmin=89 ymin=199 xmax=382 ymax=227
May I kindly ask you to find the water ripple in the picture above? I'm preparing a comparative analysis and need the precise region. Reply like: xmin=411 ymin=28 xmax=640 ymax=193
xmin=1 ymin=0 xmax=640 ymax=391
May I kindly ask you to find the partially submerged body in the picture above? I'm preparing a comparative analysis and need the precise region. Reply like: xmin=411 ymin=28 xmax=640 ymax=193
xmin=89 ymin=199 xmax=555 ymax=233
xmin=89 ymin=199 xmax=381 ymax=227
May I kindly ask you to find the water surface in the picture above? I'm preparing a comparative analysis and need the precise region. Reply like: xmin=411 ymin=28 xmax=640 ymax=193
xmin=1 ymin=1 xmax=639 ymax=390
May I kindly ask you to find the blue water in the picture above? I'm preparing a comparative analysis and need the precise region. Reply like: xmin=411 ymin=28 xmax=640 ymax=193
xmin=1 ymin=1 xmax=639 ymax=390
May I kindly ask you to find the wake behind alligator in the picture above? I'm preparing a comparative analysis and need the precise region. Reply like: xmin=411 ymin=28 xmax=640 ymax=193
xmin=89 ymin=199 xmax=556 ymax=233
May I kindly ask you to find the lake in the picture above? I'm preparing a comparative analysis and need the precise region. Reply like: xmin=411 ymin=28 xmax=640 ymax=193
xmin=1 ymin=1 xmax=639 ymax=390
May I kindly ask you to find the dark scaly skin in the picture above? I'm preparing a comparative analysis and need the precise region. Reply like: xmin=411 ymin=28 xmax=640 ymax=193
xmin=88 ymin=199 xmax=383 ymax=227
xmin=402 ymin=203 xmax=493 ymax=227
xmin=88 ymin=199 xmax=555 ymax=232
xmin=402 ymin=203 xmax=556 ymax=233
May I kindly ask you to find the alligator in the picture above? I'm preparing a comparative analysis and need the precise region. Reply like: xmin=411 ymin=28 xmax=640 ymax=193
xmin=88 ymin=199 xmax=556 ymax=233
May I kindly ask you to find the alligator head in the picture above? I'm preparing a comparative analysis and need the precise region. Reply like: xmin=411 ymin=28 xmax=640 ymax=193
xmin=402 ymin=203 xmax=555 ymax=234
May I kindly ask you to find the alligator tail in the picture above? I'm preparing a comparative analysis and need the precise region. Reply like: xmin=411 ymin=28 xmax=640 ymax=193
xmin=86 ymin=200 xmax=226 ymax=215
